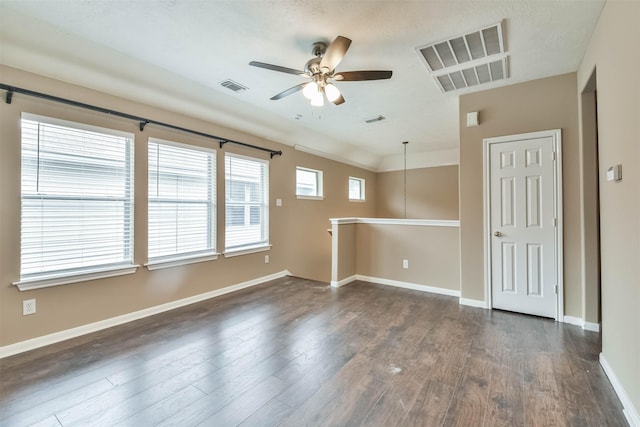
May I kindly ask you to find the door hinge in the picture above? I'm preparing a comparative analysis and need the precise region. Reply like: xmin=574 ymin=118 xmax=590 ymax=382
xmin=555 ymin=285 xmax=558 ymax=294
xmin=554 ymin=218 xmax=558 ymax=227
xmin=552 ymin=151 xmax=557 ymax=161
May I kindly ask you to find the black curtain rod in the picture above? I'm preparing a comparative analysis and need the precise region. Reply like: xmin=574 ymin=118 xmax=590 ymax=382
xmin=0 ymin=83 xmax=283 ymax=158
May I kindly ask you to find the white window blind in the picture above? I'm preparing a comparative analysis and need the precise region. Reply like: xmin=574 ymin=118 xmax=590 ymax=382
xmin=225 ymin=153 xmax=269 ymax=251
xmin=148 ymin=139 xmax=216 ymax=262
xmin=296 ymin=167 xmax=323 ymax=197
xmin=20 ymin=114 xmax=134 ymax=280
xmin=349 ymin=177 xmax=366 ymax=200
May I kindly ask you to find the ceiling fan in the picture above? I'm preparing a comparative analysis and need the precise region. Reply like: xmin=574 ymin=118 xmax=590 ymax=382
xmin=249 ymin=36 xmax=393 ymax=106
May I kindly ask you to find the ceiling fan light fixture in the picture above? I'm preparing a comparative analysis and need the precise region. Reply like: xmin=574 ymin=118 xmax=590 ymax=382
xmin=324 ymin=83 xmax=341 ymax=102
xmin=302 ymin=81 xmax=318 ymax=100
xmin=310 ymin=90 xmax=324 ymax=106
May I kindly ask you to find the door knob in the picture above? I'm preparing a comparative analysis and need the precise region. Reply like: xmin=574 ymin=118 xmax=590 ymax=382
xmin=494 ymin=231 xmax=503 ymax=237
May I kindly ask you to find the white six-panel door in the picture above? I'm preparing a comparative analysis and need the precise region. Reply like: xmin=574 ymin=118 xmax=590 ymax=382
xmin=485 ymin=130 xmax=562 ymax=319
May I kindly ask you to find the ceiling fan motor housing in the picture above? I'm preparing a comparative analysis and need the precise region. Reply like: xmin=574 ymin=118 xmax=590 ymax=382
xmin=304 ymin=57 xmax=323 ymax=76
xmin=311 ymin=42 xmax=327 ymax=57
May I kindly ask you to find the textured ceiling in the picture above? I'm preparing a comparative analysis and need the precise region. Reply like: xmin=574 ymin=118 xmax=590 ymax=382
xmin=0 ymin=0 xmax=605 ymax=170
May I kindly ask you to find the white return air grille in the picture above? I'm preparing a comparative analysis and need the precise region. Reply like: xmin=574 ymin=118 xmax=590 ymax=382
xmin=417 ymin=22 xmax=508 ymax=93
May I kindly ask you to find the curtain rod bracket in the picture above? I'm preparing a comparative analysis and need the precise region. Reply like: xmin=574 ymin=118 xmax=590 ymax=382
xmin=219 ymin=140 xmax=228 ymax=149
xmin=5 ymin=88 xmax=13 ymax=104
xmin=270 ymin=151 xmax=283 ymax=159
xmin=139 ymin=120 xmax=149 ymax=131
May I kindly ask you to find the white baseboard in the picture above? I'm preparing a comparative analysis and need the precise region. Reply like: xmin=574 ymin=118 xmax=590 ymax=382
xmin=600 ymin=353 xmax=640 ymax=427
xmin=0 ymin=270 xmax=290 ymax=359
xmin=563 ymin=316 xmax=601 ymax=332
xmin=459 ymin=298 xmax=489 ymax=309
xmin=355 ymin=275 xmax=460 ymax=297
xmin=330 ymin=275 xmax=357 ymax=288
xmin=583 ymin=321 xmax=601 ymax=332
xmin=563 ymin=315 xmax=584 ymax=327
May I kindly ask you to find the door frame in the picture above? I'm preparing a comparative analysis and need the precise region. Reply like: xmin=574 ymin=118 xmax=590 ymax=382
xmin=482 ymin=129 xmax=564 ymax=321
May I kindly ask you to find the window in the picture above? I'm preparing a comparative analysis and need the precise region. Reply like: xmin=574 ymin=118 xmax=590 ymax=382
xmin=349 ymin=177 xmax=366 ymax=201
xmin=148 ymin=139 xmax=216 ymax=267
xmin=18 ymin=114 xmax=135 ymax=287
xmin=296 ymin=167 xmax=323 ymax=199
xmin=225 ymin=153 xmax=269 ymax=253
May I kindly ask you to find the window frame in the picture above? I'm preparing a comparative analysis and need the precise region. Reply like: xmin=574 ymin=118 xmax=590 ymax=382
xmin=349 ymin=176 xmax=366 ymax=201
xmin=224 ymin=152 xmax=270 ymax=256
xmin=296 ymin=166 xmax=324 ymax=200
xmin=15 ymin=113 xmax=138 ymax=290
xmin=145 ymin=138 xmax=218 ymax=270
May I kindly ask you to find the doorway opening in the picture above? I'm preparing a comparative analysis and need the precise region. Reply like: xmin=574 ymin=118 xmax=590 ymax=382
xmin=580 ymin=68 xmax=602 ymax=334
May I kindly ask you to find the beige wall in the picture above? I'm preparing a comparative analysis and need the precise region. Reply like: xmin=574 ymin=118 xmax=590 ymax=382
xmin=577 ymin=0 xmax=640 ymax=416
xmin=459 ymin=73 xmax=581 ymax=315
xmin=376 ymin=165 xmax=459 ymax=219
xmin=356 ymin=223 xmax=460 ymax=292
xmin=0 ymin=66 xmax=376 ymax=347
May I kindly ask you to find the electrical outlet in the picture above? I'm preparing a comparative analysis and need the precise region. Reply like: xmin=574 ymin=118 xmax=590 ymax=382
xmin=264 ymin=255 xmax=270 ymax=264
xmin=23 ymin=299 xmax=36 ymax=315
xmin=403 ymin=259 xmax=409 ymax=269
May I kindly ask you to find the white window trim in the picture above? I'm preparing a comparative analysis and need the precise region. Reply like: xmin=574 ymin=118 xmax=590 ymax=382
xmin=296 ymin=195 xmax=325 ymax=200
xmin=224 ymin=152 xmax=270 ymax=253
xmin=19 ymin=113 xmax=135 ymax=287
xmin=145 ymin=252 xmax=220 ymax=271
xmin=296 ymin=166 xmax=324 ymax=198
xmin=223 ymin=244 xmax=272 ymax=258
xmin=348 ymin=176 xmax=366 ymax=201
xmin=13 ymin=264 xmax=139 ymax=291
xmin=148 ymin=138 xmax=217 ymax=262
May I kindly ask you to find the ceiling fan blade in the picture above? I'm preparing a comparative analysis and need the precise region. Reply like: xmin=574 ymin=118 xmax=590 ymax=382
xmin=320 ymin=36 xmax=352 ymax=72
xmin=333 ymin=70 xmax=393 ymax=81
xmin=331 ymin=94 xmax=346 ymax=106
xmin=249 ymin=61 xmax=307 ymax=77
xmin=270 ymin=83 xmax=307 ymax=100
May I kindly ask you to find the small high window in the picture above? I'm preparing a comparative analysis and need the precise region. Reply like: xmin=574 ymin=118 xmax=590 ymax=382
xmin=296 ymin=167 xmax=323 ymax=199
xmin=349 ymin=177 xmax=366 ymax=201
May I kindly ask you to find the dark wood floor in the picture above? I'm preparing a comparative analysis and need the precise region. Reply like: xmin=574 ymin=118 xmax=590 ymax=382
xmin=0 ymin=277 xmax=627 ymax=426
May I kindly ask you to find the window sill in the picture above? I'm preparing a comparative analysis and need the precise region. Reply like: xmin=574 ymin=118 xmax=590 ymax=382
xmin=296 ymin=195 xmax=324 ymax=200
xmin=14 ymin=264 xmax=139 ymax=291
xmin=349 ymin=198 xmax=366 ymax=203
xmin=223 ymin=245 xmax=271 ymax=258
xmin=145 ymin=253 xmax=220 ymax=271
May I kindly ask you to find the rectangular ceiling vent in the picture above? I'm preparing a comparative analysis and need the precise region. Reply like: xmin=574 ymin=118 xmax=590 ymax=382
xmin=220 ymin=79 xmax=248 ymax=93
xmin=416 ymin=21 xmax=508 ymax=93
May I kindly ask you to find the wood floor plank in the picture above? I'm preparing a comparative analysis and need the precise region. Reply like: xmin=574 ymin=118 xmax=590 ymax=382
xmin=359 ymin=375 xmax=424 ymax=426
xmin=0 ymin=378 xmax=115 ymax=427
xmin=0 ymin=277 xmax=627 ymax=427
xmin=483 ymin=350 xmax=526 ymax=427
xmin=442 ymin=356 xmax=493 ymax=426
xmin=401 ymin=379 xmax=456 ymax=427
xmin=237 ymin=397 xmax=294 ymax=427
xmin=197 ymin=375 xmax=287 ymax=426
xmin=58 ymin=359 xmax=216 ymax=426
xmin=278 ymin=353 xmax=375 ymax=426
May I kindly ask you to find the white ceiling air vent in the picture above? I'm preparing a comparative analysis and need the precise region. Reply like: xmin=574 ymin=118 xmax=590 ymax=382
xmin=416 ymin=21 xmax=508 ymax=93
xmin=220 ymin=79 xmax=248 ymax=93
